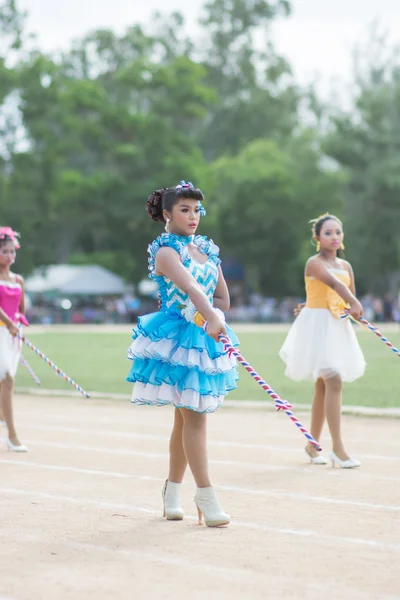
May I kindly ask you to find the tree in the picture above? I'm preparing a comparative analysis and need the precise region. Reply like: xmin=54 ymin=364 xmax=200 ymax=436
xmin=3 ymin=26 xmax=213 ymax=280
xmin=0 ymin=0 xmax=26 ymax=53
xmin=208 ymin=132 xmax=343 ymax=296
xmin=197 ymin=0 xmax=298 ymax=159
xmin=324 ymin=29 xmax=400 ymax=291
xmin=0 ymin=0 xmax=26 ymax=219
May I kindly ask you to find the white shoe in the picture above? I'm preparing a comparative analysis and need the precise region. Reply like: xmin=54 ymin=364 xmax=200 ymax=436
xmin=194 ymin=487 xmax=230 ymax=527
xmin=7 ymin=439 xmax=28 ymax=453
xmin=329 ymin=451 xmax=361 ymax=469
xmin=305 ymin=447 xmax=328 ymax=465
xmin=161 ymin=480 xmax=184 ymax=520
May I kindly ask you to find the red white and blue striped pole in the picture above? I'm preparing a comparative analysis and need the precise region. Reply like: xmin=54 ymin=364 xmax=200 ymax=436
xmin=218 ymin=334 xmax=322 ymax=451
xmin=18 ymin=333 xmax=90 ymax=398
xmin=343 ymin=313 xmax=400 ymax=358
xmin=19 ymin=355 xmax=41 ymax=386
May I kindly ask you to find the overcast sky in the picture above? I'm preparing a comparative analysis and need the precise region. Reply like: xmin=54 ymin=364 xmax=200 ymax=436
xmin=17 ymin=0 xmax=400 ymax=96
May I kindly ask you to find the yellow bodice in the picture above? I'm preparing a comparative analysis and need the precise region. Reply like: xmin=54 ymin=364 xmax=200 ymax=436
xmin=305 ymin=270 xmax=350 ymax=319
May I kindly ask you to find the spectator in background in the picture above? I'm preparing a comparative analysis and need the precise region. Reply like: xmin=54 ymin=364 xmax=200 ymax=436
xmin=383 ymin=294 xmax=394 ymax=322
xmin=372 ymin=296 xmax=384 ymax=322
xmin=361 ymin=292 xmax=374 ymax=322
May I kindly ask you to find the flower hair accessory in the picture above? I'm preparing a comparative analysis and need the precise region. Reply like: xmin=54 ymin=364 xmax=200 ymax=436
xmin=0 ymin=227 xmax=21 ymax=249
xmin=176 ymin=180 xmax=194 ymax=190
xmin=176 ymin=180 xmax=206 ymax=216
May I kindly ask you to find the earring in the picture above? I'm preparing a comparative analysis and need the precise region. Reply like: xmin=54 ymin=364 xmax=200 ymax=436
xmin=164 ymin=218 xmax=170 ymax=233
xmin=316 ymin=241 xmax=320 ymax=252
xmin=340 ymin=243 xmax=345 ymax=250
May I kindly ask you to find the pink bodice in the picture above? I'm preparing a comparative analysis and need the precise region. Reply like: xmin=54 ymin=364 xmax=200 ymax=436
xmin=0 ymin=279 xmax=23 ymax=323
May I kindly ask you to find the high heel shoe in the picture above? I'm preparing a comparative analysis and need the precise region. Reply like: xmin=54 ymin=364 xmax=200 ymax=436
xmin=329 ymin=451 xmax=361 ymax=469
xmin=7 ymin=439 xmax=28 ymax=453
xmin=194 ymin=487 xmax=230 ymax=527
xmin=161 ymin=480 xmax=184 ymax=520
xmin=305 ymin=447 xmax=327 ymax=465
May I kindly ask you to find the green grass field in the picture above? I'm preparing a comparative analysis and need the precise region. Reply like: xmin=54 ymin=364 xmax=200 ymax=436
xmin=15 ymin=329 xmax=400 ymax=408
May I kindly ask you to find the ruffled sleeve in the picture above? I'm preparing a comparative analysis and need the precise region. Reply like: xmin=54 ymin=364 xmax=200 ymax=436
xmin=193 ymin=236 xmax=221 ymax=267
xmin=148 ymin=234 xmax=190 ymax=280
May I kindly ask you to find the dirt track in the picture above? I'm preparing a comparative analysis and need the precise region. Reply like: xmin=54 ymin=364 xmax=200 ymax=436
xmin=1 ymin=394 xmax=399 ymax=600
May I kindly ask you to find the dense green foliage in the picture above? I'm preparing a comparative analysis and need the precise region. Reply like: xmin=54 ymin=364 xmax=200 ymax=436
xmin=1 ymin=1 xmax=399 ymax=295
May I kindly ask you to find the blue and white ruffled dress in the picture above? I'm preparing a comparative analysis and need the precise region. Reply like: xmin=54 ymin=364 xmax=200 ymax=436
xmin=126 ymin=233 xmax=239 ymax=413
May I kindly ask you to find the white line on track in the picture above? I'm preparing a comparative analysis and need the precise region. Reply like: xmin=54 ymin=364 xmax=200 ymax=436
xmin=16 ymin=424 xmax=400 ymax=462
xmin=15 ymin=409 xmax=400 ymax=447
xmin=4 ymin=532 xmax=397 ymax=599
xmin=3 ymin=437 xmax=400 ymax=485
xmin=49 ymin=539 xmax=270 ymax=579
xmin=21 ymin=537 xmax=400 ymax=599
xmin=1 ymin=487 xmax=399 ymax=552
xmin=2 ymin=459 xmax=400 ymax=513
xmin=1 ymin=440 xmax=312 ymax=473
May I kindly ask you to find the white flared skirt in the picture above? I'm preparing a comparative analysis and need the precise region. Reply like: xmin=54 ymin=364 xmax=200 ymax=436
xmin=279 ymin=308 xmax=366 ymax=383
xmin=0 ymin=326 xmax=21 ymax=381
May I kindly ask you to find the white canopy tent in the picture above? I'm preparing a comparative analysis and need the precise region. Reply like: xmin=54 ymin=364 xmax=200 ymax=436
xmin=25 ymin=265 xmax=129 ymax=296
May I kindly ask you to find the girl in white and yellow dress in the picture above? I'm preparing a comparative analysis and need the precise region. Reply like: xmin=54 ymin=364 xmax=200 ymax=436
xmin=280 ymin=214 xmax=365 ymax=468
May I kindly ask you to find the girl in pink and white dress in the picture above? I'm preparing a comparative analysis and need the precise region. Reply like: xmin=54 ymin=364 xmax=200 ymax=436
xmin=0 ymin=227 xmax=29 ymax=452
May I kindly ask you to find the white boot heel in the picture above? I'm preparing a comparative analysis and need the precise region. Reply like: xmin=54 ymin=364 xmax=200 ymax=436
xmin=194 ymin=487 xmax=230 ymax=527
xmin=161 ymin=480 xmax=184 ymax=520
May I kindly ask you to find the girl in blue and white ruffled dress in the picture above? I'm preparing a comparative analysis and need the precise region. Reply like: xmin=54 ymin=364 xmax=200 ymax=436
xmin=126 ymin=182 xmax=238 ymax=527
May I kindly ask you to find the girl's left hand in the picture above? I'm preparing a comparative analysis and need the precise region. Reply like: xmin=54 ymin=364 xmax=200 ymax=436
xmin=7 ymin=322 xmax=19 ymax=337
xmin=294 ymin=303 xmax=305 ymax=316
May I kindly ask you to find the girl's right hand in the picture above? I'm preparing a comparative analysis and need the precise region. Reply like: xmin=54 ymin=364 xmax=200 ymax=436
xmin=206 ymin=312 xmax=227 ymax=342
xmin=7 ymin=322 xmax=19 ymax=337
xmin=349 ymin=299 xmax=363 ymax=321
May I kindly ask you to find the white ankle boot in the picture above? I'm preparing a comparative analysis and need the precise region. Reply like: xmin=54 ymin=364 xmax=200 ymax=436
xmin=162 ymin=480 xmax=184 ymax=520
xmin=194 ymin=487 xmax=230 ymax=527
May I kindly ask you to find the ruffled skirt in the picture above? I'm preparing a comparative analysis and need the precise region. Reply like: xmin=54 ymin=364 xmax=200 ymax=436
xmin=126 ymin=311 xmax=239 ymax=413
xmin=0 ymin=326 xmax=21 ymax=381
xmin=279 ymin=308 xmax=366 ymax=382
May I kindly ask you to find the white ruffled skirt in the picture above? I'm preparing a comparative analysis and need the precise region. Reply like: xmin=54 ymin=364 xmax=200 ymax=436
xmin=279 ymin=308 xmax=366 ymax=382
xmin=0 ymin=326 xmax=21 ymax=381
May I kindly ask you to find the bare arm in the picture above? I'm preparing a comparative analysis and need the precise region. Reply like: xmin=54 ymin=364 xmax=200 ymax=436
xmin=0 ymin=306 xmax=19 ymax=337
xmin=17 ymin=275 xmax=26 ymax=315
xmin=344 ymin=261 xmax=356 ymax=296
xmin=213 ymin=266 xmax=230 ymax=312
xmin=306 ymin=258 xmax=362 ymax=319
xmin=155 ymin=247 xmax=226 ymax=340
